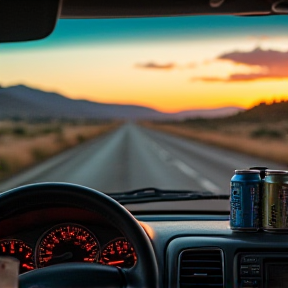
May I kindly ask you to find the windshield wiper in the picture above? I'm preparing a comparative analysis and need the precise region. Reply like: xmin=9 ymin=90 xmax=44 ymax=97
xmin=109 ymin=188 xmax=229 ymax=205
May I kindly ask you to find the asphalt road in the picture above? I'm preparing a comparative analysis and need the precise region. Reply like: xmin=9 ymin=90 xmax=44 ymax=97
xmin=0 ymin=123 xmax=286 ymax=194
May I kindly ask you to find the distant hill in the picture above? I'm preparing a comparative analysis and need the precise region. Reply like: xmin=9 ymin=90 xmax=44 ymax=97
xmin=226 ymin=101 xmax=288 ymax=122
xmin=0 ymin=85 xmax=164 ymax=120
xmin=173 ymin=106 xmax=244 ymax=119
xmin=0 ymin=85 xmax=243 ymax=120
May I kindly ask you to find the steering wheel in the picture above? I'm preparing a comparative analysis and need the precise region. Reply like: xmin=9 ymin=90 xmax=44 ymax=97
xmin=0 ymin=183 xmax=159 ymax=288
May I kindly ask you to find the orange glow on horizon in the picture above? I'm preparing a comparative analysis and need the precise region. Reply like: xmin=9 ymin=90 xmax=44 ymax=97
xmin=3 ymin=77 xmax=288 ymax=113
xmin=66 ymin=96 xmax=248 ymax=113
xmin=61 ymin=79 xmax=288 ymax=113
xmin=1 ymin=42 xmax=288 ymax=114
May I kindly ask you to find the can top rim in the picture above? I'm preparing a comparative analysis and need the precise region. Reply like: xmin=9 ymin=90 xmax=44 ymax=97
xmin=235 ymin=169 xmax=260 ymax=174
xmin=249 ymin=166 xmax=268 ymax=170
xmin=265 ymin=169 xmax=288 ymax=175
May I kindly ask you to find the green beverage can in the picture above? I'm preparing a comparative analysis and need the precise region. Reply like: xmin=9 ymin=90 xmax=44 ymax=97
xmin=262 ymin=170 xmax=288 ymax=232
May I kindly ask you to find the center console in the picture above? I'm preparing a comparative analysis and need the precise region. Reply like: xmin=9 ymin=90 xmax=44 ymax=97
xmin=166 ymin=233 xmax=288 ymax=288
xmin=236 ymin=252 xmax=288 ymax=288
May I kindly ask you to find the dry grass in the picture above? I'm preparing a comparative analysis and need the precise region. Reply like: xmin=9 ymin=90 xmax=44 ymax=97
xmin=0 ymin=121 xmax=120 ymax=180
xmin=143 ymin=122 xmax=288 ymax=165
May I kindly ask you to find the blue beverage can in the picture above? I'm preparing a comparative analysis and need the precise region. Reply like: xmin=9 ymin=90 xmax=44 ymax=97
xmin=230 ymin=169 xmax=261 ymax=231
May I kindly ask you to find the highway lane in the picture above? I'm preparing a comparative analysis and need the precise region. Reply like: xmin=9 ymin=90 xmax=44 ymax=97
xmin=0 ymin=123 xmax=286 ymax=194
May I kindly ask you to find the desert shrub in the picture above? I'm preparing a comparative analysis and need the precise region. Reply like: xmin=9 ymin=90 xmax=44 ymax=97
xmin=76 ymin=134 xmax=86 ymax=143
xmin=13 ymin=126 xmax=27 ymax=136
xmin=31 ymin=148 xmax=48 ymax=161
xmin=41 ymin=126 xmax=63 ymax=135
xmin=0 ymin=128 xmax=10 ymax=136
xmin=250 ymin=128 xmax=284 ymax=139
xmin=0 ymin=158 xmax=10 ymax=173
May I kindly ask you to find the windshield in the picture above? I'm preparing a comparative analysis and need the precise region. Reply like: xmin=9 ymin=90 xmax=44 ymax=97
xmin=0 ymin=16 xmax=287 ymax=204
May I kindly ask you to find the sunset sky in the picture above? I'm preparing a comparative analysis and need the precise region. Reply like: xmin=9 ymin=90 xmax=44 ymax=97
xmin=1 ymin=15 xmax=288 ymax=112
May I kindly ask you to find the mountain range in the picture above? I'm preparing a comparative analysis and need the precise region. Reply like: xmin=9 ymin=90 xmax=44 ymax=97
xmin=0 ymin=85 xmax=244 ymax=120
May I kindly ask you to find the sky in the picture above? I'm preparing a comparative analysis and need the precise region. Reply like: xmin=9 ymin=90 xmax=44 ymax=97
xmin=1 ymin=15 xmax=288 ymax=112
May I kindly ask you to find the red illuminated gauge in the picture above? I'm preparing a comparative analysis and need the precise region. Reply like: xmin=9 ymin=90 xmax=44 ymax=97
xmin=0 ymin=239 xmax=34 ymax=274
xmin=100 ymin=238 xmax=137 ymax=268
xmin=36 ymin=224 xmax=100 ymax=268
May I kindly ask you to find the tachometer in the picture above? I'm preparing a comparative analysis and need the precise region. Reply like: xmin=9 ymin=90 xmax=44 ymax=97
xmin=36 ymin=224 xmax=100 ymax=268
xmin=0 ymin=239 xmax=34 ymax=273
xmin=100 ymin=238 xmax=137 ymax=268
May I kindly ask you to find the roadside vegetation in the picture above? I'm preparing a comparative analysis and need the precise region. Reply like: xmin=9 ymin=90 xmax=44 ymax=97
xmin=143 ymin=100 xmax=288 ymax=166
xmin=0 ymin=119 xmax=119 ymax=180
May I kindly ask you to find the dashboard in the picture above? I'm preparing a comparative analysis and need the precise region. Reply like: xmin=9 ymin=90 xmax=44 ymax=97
xmin=1 ymin=189 xmax=288 ymax=288
xmin=137 ymin=214 xmax=288 ymax=288
xmin=0 ymin=207 xmax=136 ymax=274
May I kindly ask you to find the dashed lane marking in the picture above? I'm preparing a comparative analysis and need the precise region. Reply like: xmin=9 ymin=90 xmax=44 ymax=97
xmin=172 ymin=160 xmax=198 ymax=178
xmin=150 ymin=140 xmax=220 ymax=193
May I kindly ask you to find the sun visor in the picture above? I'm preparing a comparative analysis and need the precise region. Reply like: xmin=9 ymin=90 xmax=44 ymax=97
xmin=61 ymin=0 xmax=274 ymax=18
xmin=0 ymin=0 xmax=61 ymax=43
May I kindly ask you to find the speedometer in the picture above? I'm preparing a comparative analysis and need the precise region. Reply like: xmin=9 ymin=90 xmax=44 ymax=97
xmin=36 ymin=224 xmax=100 ymax=268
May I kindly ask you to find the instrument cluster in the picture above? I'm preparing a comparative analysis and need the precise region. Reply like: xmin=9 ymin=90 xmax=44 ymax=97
xmin=0 ymin=223 xmax=137 ymax=274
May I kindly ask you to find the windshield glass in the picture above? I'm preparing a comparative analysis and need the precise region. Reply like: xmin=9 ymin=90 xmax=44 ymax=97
xmin=0 ymin=15 xmax=287 ymax=201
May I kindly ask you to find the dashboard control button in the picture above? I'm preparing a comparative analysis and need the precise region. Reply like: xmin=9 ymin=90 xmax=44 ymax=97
xmin=240 ymin=265 xmax=250 ymax=276
xmin=241 ymin=279 xmax=259 ymax=287
xmin=251 ymin=265 xmax=260 ymax=276
xmin=241 ymin=257 xmax=258 ymax=264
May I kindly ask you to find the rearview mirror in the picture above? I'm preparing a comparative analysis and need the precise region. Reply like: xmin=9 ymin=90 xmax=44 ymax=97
xmin=0 ymin=0 xmax=60 ymax=43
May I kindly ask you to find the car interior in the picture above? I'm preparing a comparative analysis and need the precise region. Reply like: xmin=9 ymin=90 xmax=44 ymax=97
xmin=1 ymin=1 xmax=288 ymax=288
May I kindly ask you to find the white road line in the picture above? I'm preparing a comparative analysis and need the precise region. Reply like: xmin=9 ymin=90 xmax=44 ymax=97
xmin=158 ymin=149 xmax=171 ymax=162
xmin=172 ymin=160 xmax=198 ymax=178
xmin=151 ymin=142 xmax=172 ymax=162
xmin=149 ymin=139 xmax=220 ymax=193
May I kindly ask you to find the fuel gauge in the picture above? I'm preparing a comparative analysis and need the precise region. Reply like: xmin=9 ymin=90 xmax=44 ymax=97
xmin=100 ymin=238 xmax=136 ymax=268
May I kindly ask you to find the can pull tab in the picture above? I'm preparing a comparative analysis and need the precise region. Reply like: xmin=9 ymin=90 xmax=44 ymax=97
xmin=272 ymin=0 xmax=288 ymax=13
xmin=0 ymin=257 xmax=19 ymax=288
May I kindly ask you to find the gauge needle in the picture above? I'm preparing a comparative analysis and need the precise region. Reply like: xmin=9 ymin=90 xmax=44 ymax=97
xmin=22 ymin=264 xmax=34 ymax=270
xmin=51 ymin=252 xmax=73 ymax=263
xmin=107 ymin=260 xmax=125 ymax=265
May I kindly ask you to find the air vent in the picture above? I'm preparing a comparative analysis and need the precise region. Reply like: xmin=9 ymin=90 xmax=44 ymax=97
xmin=179 ymin=249 xmax=224 ymax=288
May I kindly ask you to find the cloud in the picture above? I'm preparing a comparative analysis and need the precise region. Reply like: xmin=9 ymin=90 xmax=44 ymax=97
xmin=192 ymin=77 xmax=226 ymax=82
xmin=219 ymin=47 xmax=288 ymax=67
xmin=194 ymin=73 xmax=274 ymax=82
xmin=193 ymin=47 xmax=288 ymax=82
xmin=135 ymin=62 xmax=175 ymax=70
xmin=135 ymin=61 xmax=199 ymax=71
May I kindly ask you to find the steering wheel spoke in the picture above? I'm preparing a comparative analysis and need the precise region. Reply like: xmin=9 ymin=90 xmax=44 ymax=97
xmin=19 ymin=263 xmax=124 ymax=288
